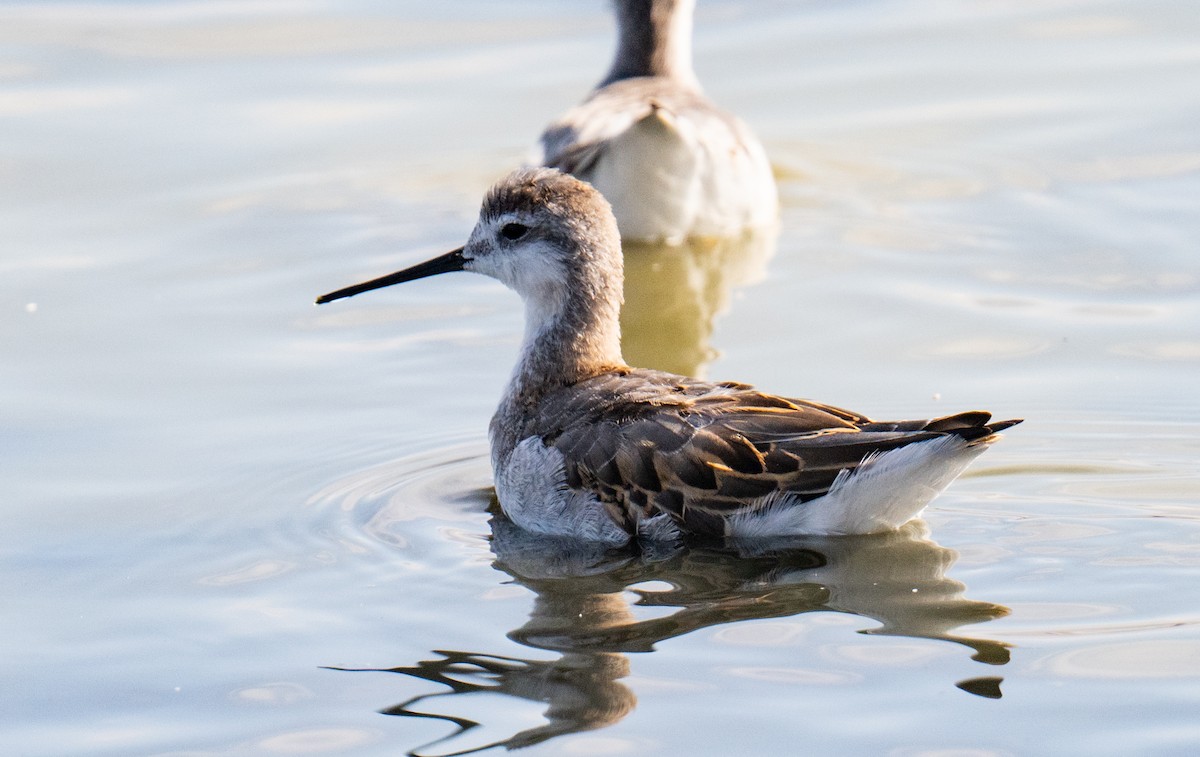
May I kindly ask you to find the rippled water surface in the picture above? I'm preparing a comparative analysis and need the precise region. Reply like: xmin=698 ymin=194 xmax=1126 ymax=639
xmin=4 ymin=1 xmax=1199 ymax=755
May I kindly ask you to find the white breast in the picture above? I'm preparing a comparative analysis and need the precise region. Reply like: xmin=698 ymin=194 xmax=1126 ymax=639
xmin=495 ymin=436 xmax=632 ymax=545
xmin=495 ymin=436 xmax=685 ymax=545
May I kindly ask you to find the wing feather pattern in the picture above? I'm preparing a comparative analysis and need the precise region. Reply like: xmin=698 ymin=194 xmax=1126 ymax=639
xmin=522 ymin=369 xmax=1021 ymax=538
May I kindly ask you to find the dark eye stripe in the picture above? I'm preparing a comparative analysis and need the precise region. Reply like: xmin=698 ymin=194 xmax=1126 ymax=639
xmin=501 ymin=223 xmax=528 ymax=240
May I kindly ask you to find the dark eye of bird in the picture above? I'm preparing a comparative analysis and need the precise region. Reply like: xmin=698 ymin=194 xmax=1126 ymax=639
xmin=501 ymin=223 xmax=528 ymax=241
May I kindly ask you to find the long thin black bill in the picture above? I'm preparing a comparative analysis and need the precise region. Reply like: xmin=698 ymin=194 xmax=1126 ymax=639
xmin=316 ymin=247 xmax=466 ymax=305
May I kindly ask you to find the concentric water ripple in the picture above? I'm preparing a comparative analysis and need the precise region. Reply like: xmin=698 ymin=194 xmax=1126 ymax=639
xmin=307 ymin=436 xmax=494 ymax=551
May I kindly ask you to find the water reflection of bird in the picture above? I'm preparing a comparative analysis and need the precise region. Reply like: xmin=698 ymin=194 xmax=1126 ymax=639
xmin=330 ymin=520 xmax=1010 ymax=756
xmin=317 ymin=169 xmax=1021 ymax=543
xmin=533 ymin=0 xmax=777 ymax=243
xmin=620 ymin=232 xmax=775 ymax=376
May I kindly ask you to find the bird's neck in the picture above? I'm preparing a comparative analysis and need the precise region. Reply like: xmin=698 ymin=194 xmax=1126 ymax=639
xmin=602 ymin=0 xmax=699 ymax=89
xmin=509 ymin=289 xmax=626 ymax=406
xmin=490 ymin=287 xmax=625 ymax=466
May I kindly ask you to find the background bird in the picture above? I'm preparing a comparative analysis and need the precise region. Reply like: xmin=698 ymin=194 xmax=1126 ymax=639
xmin=533 ymin=0 xmax=778 ymax=243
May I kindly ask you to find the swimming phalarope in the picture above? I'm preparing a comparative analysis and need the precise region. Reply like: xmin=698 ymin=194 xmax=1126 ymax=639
xmin=318 ymin=169 xmax=1020 ymax=544
xmin=533 ymin=0 xmax=778 ymax=243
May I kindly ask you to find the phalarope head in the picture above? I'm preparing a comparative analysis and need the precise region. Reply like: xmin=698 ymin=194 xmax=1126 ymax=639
xmin=317 ymin=169 xmax=628 ymax=387
xmin=317 ymin=168 xmax=621 ymax=309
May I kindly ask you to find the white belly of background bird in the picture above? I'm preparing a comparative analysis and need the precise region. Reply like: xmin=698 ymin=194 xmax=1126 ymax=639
xmin=317 ymin=168 xmax=1020 ymax=545
xmin=534 ymin=0 xmax=778 ymax=243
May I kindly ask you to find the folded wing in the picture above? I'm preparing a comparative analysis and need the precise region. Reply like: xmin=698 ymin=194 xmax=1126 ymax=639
xmin=534 ymin=369 xmax=1019 ymax=537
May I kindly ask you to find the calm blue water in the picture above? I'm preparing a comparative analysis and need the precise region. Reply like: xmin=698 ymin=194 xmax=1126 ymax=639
xmin=3 ymin=1 xmax=1199 ymax=755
